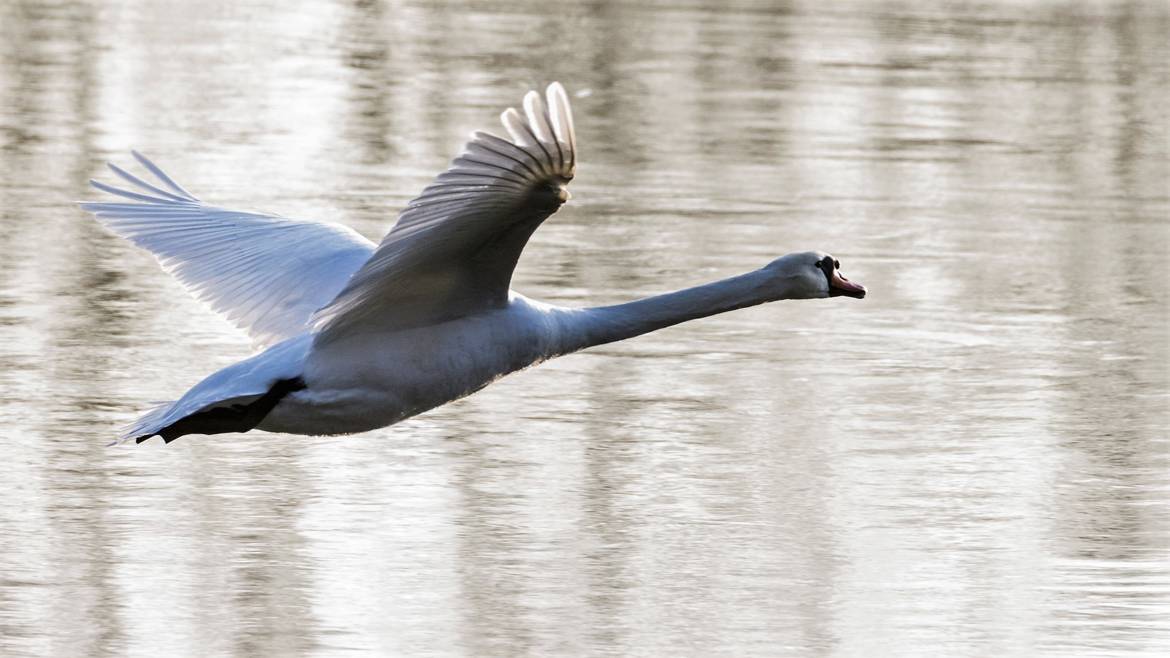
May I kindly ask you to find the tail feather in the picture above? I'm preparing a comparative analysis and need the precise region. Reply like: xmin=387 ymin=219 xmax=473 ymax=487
xmin=108 ymin=334 xmax=313 ymax=446
xmin=111 ymin=402 xmax=175 ymax=446
xmin=114 ymin=377 xmax=305 ymax=445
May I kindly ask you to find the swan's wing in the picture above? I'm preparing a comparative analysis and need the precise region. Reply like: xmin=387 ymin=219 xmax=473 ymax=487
xmin=311 ymin=82 xmax=577 ymax=343
xmin=80 ymin=152 xmax=376 ymax=349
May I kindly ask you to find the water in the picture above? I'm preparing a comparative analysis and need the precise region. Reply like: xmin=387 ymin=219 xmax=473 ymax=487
xmin=1 ymin=0 xmax=1167 ymax=655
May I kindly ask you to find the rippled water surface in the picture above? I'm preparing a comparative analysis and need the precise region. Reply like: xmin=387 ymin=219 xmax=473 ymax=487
xmin=1 ymin=1 xmax=1168 ymax=656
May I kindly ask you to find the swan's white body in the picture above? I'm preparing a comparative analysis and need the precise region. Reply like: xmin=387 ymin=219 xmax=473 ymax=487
xmin=82 ymin=83 xmax=865 ymax=444
xmin=264 ymin=294 xmax=563 ymax=435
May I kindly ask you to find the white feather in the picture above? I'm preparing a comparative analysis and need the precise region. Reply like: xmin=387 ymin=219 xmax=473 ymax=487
xmin=81 ymin=154 xmax=376 ymax=349
xmin=546 ymin=82 xmax=576 ymax=169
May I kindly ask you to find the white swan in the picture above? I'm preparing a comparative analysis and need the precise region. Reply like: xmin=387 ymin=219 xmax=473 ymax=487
xmin=81 ymin=83 xmax=866 ymax=445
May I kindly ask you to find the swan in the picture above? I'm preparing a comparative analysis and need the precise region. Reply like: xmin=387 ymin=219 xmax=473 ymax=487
xmin=81 ymin=83 xmax=866 ymax=445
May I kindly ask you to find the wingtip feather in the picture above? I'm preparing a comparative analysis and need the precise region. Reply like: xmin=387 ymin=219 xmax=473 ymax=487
xmin=106 ymin=161 xmax=191 ymax=203
xmin=500 ymin=107 xmax=531 ymax=147
xmin=545 ymin=82 xmax=576 ymax=170
xmin=522 ymin=91 xmax=552 ymax=143
xmin=129 ymin=150 xmax=198 ymax=201
xmin=494 ymin=83 xmax=577 ymax=177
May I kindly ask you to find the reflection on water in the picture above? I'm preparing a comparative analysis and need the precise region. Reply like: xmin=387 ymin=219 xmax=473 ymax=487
xmin=1 ymin=0 xmax=1167 ymax=655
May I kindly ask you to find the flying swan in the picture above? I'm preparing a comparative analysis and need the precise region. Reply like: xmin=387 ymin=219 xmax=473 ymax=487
xmin=81 ymin=83 xmax=866 ymax=445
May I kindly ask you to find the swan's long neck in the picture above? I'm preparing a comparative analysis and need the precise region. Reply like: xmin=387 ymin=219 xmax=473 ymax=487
xmin=554 ymin=267 xmax=790 ymax=354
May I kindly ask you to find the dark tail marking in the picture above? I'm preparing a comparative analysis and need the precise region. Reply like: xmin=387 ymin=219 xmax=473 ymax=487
xmin=140 ymin=377 xmax=307 ymax=444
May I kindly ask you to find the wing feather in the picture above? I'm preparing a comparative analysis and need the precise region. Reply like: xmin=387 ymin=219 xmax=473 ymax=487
xmin=312 ymin=82 xmax=578 ymax=343
xmin=106 ymin=162 xmax=192 ymax=202
xmin=131 ymin=150 xmax=198 ymax=198
xmin=81 ymin=154 xmax=376 ymax=348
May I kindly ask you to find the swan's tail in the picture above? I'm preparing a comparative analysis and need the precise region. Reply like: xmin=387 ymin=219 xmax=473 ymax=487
xmin=112 ymin=401 xmax=177 ymax=446
xmin=113 ymin=377 xmax=306 ymax=446
xmin=109 ymin=335 xmax=313 ymax=446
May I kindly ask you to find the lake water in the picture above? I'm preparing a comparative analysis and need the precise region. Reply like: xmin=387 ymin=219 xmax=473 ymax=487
xmin=1 ymin=0 xmax=1167 ymax=656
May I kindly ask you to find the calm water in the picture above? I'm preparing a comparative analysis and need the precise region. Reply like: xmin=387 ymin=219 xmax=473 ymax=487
xmin=1 ymin=0 xmax=1168 ymax=656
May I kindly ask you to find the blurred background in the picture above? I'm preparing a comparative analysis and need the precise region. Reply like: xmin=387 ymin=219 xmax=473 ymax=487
xmin=0 ymin=0 xmax=1167 ymax=656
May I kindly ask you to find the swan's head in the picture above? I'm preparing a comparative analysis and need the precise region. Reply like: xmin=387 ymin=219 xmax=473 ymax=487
xmin=766 ymin=251 xmax=867 ymax=300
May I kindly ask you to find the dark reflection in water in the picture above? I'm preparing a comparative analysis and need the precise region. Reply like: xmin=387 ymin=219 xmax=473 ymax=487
xmin=1 ymin=0 xmax=1167 ymax=656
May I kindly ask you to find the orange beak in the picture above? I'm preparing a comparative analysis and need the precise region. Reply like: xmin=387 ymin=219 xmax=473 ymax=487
xmin=829 ymin=269 xmax=866 ymax=298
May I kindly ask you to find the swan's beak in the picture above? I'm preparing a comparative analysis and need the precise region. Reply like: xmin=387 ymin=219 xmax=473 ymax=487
xmin=829 ymin=270 xmax=866 ymax=298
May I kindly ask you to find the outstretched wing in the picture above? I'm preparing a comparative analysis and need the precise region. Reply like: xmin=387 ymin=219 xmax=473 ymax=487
xmin=80 ymin=152 xmax=376 ymax=349
xmin=311 ymin=82 xmax=577 ymax=344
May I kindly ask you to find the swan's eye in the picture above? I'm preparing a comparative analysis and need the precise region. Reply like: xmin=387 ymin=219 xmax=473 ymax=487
xmin=834 ymin=259 xmax=840 ymax=269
